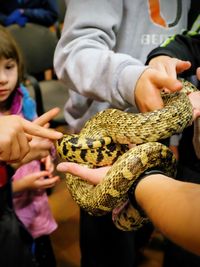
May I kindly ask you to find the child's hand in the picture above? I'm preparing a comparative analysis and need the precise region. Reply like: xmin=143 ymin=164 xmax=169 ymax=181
xmin=41 ymin=155 xmax=55 ymax=174
xmin=20 ymin=136 xmax=54 ymax=165
xmin=12 ymin=170 xmax=60 ymax=193
xmin=188 ymin=91 xmax=200 ymax=120
xmin=148 ymin=55 xmax=191 ymax=79
xmin=135 ymin=68 xmax=183 ymax=112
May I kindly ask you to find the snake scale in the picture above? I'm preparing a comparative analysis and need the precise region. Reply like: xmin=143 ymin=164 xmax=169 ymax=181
xmin=56 ymin=80 xmax=197 ymax=231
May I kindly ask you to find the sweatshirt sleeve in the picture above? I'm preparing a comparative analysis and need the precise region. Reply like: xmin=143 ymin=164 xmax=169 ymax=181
xmin=54 ymin=0 xmax=147 ymax=110
xmin=146 ymin=31 xmax=200 ymax=76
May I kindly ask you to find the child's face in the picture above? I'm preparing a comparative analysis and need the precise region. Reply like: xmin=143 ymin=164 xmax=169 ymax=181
xmin=0 ymin=57 xmax=18 ymax=102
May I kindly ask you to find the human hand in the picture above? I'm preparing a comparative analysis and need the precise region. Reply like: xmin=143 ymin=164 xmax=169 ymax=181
xmin=191 ymin=67 xmax=200 ymax=159
xmin=0 ymin=108 xmax=63 ymax=163
xmin=19 ymin=138 xmax=54 ymax=165
xmin=12 ymin=170 xmax=60 ymax=193
xmin=27 ymin=107 xmax=63 ymax=140
xmin=5 ymin=10 xmax=23 ymax=26
xmin=19 ymin=116 xmax=57 ymax=165
xmin=149 ymin=55 xmax=191 ymax=80
xmin=185 ymin=66 xmax=200 ymax=119
xmin=188 ymin=91 xmax=200 ymax=120
xmin=57 ymin=162 xmax=110 ymax=185
xmin=183 ymin=66 xmax=200 ymax=120
xmin=196 ymin=67 xmax=200 ymax=80
xmin=135 ymin=68 xmax=183 ymax=112
xmin=41 ymin=155 xmax=55 ymax=174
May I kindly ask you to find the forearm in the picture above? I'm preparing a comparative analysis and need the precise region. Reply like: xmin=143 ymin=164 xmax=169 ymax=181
xmin=54 ymin=0 xmax=146 ymax=110
xmin=135 ymin=174 xmax=200 ymax=255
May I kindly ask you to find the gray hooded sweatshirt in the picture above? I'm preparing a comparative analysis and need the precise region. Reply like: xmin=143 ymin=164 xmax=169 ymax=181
xmin=54 ymin=0 xmax=191 ymax=132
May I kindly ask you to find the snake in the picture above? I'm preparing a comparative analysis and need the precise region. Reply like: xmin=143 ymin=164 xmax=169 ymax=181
xmin=56 ymin=80 xmax=197 ymax=231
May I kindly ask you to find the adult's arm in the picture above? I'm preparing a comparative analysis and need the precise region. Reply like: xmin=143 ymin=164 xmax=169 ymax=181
xmin=54 ymin=0 xmax=150 ymax=111
xmin=135 ymin=174 xmax=200 ymax=256
xmin=56 ymin=161 xmax=200 ymax=255
xmin=56 ymin=162 xmax=200 ymax=256
xmin=54 ymin=0 xmax=184 ymax=112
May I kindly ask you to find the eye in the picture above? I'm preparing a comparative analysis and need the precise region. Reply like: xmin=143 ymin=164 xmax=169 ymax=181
xmin=5 ymin=61 xmax=17 ymax=70
xmin=6 ymin=63 xmax=15 ymax=70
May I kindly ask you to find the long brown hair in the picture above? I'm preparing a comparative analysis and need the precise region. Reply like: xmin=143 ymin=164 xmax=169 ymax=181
xmin=0 ymin=25 xmax=24 ymax=87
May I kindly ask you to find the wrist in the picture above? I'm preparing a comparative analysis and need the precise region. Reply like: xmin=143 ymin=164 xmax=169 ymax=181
xmin=128 ymin=169 xmax=166 ymax=217
xmin=12 ymin=178 xmax=26 ymax=193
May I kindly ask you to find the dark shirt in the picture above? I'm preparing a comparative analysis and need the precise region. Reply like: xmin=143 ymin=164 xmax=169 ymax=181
xmin=146 ymin=26 xmax=200 ymax=180
xmin=146 ymin=31 xmax=200 ymax=76
xmin=0 ymin=0 xmax=58 ymax=27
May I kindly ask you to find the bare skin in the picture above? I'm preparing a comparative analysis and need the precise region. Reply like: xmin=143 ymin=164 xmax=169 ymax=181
xmin=12 ymin=169 xmax=60 ymax=193
xmin=148 ymin=55 xmax=191 ymax=79
xmin=56 ymin=84 xmax=200 ymax=182
xmin=56 ymin=149 xmax=200 ymax=256
xmin=56 ymin=71 xmax=200 ymax=255
xmin=135 ymin=174 xmax=200 ymax=256
xmin=134 ymin=65 xmax=190 ymax=112
xmin=0 ymin=108 xmax=63 ymax=162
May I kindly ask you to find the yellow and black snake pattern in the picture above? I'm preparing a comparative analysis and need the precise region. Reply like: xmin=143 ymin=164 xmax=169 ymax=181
xmin=56 ymin=80 xmax=197 ymax=231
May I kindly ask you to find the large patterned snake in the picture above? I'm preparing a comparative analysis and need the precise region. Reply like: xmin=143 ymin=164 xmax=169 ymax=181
xmin=56 ymin=80 xmax=197 ymax=231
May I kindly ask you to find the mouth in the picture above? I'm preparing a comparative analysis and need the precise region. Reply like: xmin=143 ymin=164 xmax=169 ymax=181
xmin=0 ymin=89 xmax=9 ymax=95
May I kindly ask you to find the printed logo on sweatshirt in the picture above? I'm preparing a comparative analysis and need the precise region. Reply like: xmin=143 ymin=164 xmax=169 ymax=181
xmin=141 ymin=33 xmax=171 ymax=45
xmin=148 ymin=0 xmax=182 ymax=28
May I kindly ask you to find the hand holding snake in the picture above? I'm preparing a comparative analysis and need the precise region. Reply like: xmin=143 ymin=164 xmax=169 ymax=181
xmin=56 ymin=80 xmax=199 ymax=231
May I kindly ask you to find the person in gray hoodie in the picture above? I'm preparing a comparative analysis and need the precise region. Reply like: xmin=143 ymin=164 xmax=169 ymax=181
xmin=54 ymin=1 xmax=192 ymax=266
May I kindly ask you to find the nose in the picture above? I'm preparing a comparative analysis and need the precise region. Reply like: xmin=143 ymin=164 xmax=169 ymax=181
xmin=0 ymin=70 xmax=8 ymax=84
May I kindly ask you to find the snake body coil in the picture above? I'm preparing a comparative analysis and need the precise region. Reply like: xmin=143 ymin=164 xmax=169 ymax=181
xmin=56 ymin=80 xmax=196 ymax=230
